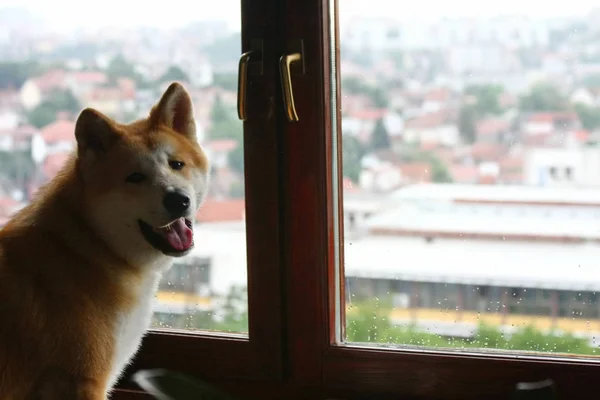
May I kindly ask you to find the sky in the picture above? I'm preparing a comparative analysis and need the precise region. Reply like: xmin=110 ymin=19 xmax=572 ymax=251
xmin=0 ymin=0 xmax=599 ymax=32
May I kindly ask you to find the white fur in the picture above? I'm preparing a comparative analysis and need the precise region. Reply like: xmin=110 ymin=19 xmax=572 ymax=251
xmin=106 ymin=263 xmax=167 ymax=393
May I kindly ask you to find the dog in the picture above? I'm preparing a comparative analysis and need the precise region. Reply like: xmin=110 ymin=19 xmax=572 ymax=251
xmin=0 ymin=82 xmax=210 ymax=399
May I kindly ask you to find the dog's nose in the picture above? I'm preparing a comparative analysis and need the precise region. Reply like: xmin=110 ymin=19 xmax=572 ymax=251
xmin=163 ymin=192 xmax=190 ymax=216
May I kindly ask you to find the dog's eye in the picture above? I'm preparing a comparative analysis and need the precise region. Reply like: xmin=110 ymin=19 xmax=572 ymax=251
xmin=168 ymin=160 xmax=185 ymax=171
xmin=125 ymin=172 xmax=146 ymax=184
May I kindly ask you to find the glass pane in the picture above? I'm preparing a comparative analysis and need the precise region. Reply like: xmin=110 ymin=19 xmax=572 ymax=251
xmin=0 ymin=1 xmax=247 ymax=334
xmin=339 ymin=1 xmax=600 ymax=357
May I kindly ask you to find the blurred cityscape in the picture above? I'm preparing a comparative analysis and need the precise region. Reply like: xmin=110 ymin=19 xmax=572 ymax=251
xmin=2 ymin=5 xmax=600 ymax=355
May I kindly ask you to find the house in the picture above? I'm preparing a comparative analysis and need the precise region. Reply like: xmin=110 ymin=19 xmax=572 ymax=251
xmin=475 ymin=118 xmax=511 ymax=144
xmin=39 ymin=118 xmax=76 ymax=155
xmin=402 ymin=110 xmax=460 ymax=149
xmin=524 ymin=147 xmax=600 ymax=188
xmin=64 ymin=71 xmax=108 ymax=98
xmin=359 ymin=154 xmax=402 ymax=193
xmin=19 ymin=69 xmax=67 ymax=110
xmin=522 ymin=112 xmax=581 ymax=136
xmin=196 ymin=198 xmax=246 ymax=223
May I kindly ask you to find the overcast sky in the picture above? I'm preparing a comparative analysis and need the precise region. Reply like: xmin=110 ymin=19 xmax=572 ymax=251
xmin=0 ymin=0 xmax=598 ymax=32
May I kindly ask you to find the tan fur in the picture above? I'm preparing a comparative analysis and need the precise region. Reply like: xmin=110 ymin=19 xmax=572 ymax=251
xmin=0 ymin=82 xmax=209 ymax=399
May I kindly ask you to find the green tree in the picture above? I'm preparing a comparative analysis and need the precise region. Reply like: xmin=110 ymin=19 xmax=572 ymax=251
xmin=107 ymin=54 xmax=136 ymax=80
xmin=228 ymin=141 xmax=244 ymax=174
xmin=346 ymin=299 xmax=598 ymax=355
xmin=458 ymin=105 xmax=477 ymax=144
xmin=48 ymin=89 xmax=81 ymax=113
xmin=404 ymin=150 xmax=453 ymax=183
xmin=27 ymin=103 xmax=58 ymax=128
xmin=208 ymin=95 xmax=242 ymax=141
xmin=105 ymin=54 xmax=150 ymax=87
xmin=342 ymin=135 xmax=366 ymax=183
xmin=26 ymin=89 xmax=81 ymax=128
xmin=574 ymin=103 xmax=600 ymax=130
xmin=519 ymin=82 xmax=569 ymax=112
xmin=212 ymin=73 xmax=238 ymax=91
xmin=159 ymin=66 xmax=189 ymax=83
xmin=0 ymin=150 xmax=36 ymax=196
xmin=370 ymin=87 xmax=389 ymax=108
xmin=369 ymin=118 xmax=391 ymax=151
xmin=465 ymin=84 xmax=504 ymax=116
xmin=0 ymin=61 xmax=41 ymax=89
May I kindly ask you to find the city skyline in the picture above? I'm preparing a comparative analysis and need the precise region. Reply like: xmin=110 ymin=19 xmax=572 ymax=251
xmin=1 ymin=0 xmax=600 ymax=34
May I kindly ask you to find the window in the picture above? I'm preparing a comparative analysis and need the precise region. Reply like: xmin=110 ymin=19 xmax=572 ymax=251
xmin=3 ymin=1 xmax=599 ymax=399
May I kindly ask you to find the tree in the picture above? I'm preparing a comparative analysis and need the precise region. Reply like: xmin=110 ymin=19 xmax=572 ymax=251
xmin=370 ymin=87 xmax=389 ymax=108
xmin=458 ymin=106 xmax=477 ymax=144
xmin=404 ymin=150 xmax=453 ymax=183
xmin=369 ymin=118 xmax=391 ymax=151
xmin=159 ymin=66 xmax=189 ymax=83
xmin=0 ymin=61 xmax=40 ymax=89
xmin=48 ymin=89 xmax=81 ymax=113
xmin=228 ymin=141 xmax=244 ymax=175
xmin=519 ymin=82 xmax=569 ymax=112
xmin=27 ymin=103 xmax=58 ymax=128
xmin=105 ymin=54 xmax=150 ymax=87
xmin=465 ymin=84 xmax=504 ymax=116
xmin=346 ymin=298 xmax=597 ymax=355
xmin=212 ymin=73 xmax=238 ymax=91
xmin=574 ymin=103 xmax=600 ymax=130
xmin=106 ymin=54 xmax=136 ymax=80
xmin=208 ymin=94 xmax=242 ymax=141
xmin=342 ymin=135 xmax=366 ymax=183
xmin=26 ymin=89 xmax=81 ymax=128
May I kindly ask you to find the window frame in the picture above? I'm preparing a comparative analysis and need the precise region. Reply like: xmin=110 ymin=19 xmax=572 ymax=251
xmin=115 ymin=0 xmax=600 ymax=398
xmin=115 ymin=0 xmax=284 ymax=390
xmin=281 ymin=0 xmax=600 ymax=399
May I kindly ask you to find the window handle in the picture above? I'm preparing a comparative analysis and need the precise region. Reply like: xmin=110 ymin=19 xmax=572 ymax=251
xmin=237 ymin=39 xmax=263 ymax=121
xmin=279 ymin=52 xmax=301 ymax=122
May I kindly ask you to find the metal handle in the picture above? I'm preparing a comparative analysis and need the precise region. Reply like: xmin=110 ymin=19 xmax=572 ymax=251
xmin=279 ymin=52 xmax=301 ymax=122
xmin=237 ymin=51 xmax=253 ymax=121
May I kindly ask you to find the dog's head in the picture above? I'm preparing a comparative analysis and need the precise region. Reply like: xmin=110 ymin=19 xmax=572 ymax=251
xmin=74 ymin=82 xmax=210 ymax=265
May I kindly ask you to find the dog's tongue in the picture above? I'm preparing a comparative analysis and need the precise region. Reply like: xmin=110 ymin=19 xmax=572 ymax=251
xmin=162 ymin=218 xmax=193 ymax=251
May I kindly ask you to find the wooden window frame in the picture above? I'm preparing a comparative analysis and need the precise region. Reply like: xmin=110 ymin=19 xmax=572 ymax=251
xmin=115 ymin=0 xmax=284 ymax=394
xmin=115 ymin=0 xmax=600 ymax=398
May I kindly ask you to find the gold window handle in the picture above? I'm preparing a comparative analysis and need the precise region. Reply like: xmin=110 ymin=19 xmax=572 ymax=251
xmin=279 ymin=52 xmax=302 ymax=122
xmin=237 ymin=40 xmax=263 ymax=121
xmin=237 ymin=51 xmax=253 ymax=121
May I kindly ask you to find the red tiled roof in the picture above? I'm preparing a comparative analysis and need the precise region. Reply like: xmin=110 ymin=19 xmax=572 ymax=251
xmin=527 ymin=112 xmax=579 ymax=123
xmin=40 ymin=120 xmax=75 ymax=144
xmin=33 ymin=69 xmax=66 ymax=93
xmin=405 ymin=111 xmax=449 ymax=129
xmin=68 ymin=71 xmax=108 ymax=84
xmin=449 ymin=164 xmax=479 ymax=183
xmin=476 ymin=118 xmax=510 ymax=136
xmin=349 ymin=109 xmax=388 ymax=120
xmin=424 ymin=88 xmax=450 ymax=102
xmin=208 ymin=139 xmax=238 ymax=153
xmin=398 ymin=162 xmax=431 ymax=182
xmin=573 ymin=129 xmax=590 ymax=142
xmin=196 ymin=199 xmax=245 ymax=223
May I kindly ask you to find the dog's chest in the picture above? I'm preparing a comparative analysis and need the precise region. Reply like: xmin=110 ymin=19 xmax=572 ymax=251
xmin=108 ymin=270 xmax=162 ymax=387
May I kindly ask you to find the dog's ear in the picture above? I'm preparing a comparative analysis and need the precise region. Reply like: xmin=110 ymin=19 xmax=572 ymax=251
xmin=149 ymin=82 xmax=196 ymax=140
xmin=75 ymin=108 xmax=120 ymax=156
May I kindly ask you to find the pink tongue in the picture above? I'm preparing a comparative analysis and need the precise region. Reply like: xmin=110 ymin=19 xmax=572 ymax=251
xmin=163 ymin=218 xmax=193 ymax=251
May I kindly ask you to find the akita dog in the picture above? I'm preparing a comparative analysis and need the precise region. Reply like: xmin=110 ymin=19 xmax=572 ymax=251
xmin=0 ymin=82 xmax=209 ymax=399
